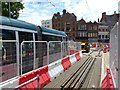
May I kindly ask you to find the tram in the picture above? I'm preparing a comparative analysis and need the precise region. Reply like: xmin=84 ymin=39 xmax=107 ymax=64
xmin=0 ymin=16 xmax=67 ymax=82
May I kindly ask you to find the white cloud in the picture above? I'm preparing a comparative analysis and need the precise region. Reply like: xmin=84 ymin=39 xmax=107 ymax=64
xmin=63 ymin=0 xmax=119 ymax=22
xmin=19 ymin=0 xmax=119 ymax=25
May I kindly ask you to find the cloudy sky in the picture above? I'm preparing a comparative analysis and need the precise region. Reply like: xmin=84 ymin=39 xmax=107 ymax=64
xmin=18 ymin=0 xmax=119 ymax=25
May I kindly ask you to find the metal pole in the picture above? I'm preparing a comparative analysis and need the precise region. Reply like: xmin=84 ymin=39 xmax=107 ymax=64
xmin=15 ymin=31 xmax=20 ymax=76
xmin=33 ymin=33 xmax=36 ymax=69
xmin=20 ymin=42 xmax=23 ymax=75
xmin=61 ymin=42 xmax=63 ymax=58
xmin=47 ymin=42 xmax=49 ymax=65
xmin=8 ymin=2 xmax=11 ymax=17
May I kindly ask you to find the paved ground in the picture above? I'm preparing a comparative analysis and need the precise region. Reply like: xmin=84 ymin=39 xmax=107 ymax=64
xmin=82 ymin=57 xmax=102 ymax=88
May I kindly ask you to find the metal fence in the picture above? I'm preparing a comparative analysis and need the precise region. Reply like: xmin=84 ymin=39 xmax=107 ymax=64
xmin=0 ymin=40 xmax=81 ymax=82
xmin=110 ymin=22 xmax=119 ymax=88
xmin=20 ymin=41 xmax=81 ymax=75
xmin=0 ymin=40 xmax=18 ymax=82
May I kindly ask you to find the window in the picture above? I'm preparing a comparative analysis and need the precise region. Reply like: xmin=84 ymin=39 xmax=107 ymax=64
xmin=99 ymin=35 xmax=101 ymax=39
xmin=93 ymin=33 xmax=94 ymax=37
xmin=2 ymin=30 xmax=15 ymax=40
xmin=96 ymin=33 xmax=98 ymax=37
xmin=93 ymin=26 xmax=97 ymax=30
xmin=90 ymin=33 xmax=92 ymax=37
xmin=102 ymin=35 xmax=104 ymax=39
xmin=105 ymin=35 xmax=107 ymax=39
xmin=2 ymin=30 xmax=16 ymax=65
xmin=79 ymin=25 xmax=86 ymax=30
xmin=42 ymin=35 xmax=62 ymax=41
xmin=47 ymin=22 xmax=49 ymax=24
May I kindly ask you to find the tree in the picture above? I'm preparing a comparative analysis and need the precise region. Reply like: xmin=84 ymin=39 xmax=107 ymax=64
xmin=2 ymin=2 xmax=24 ymax=19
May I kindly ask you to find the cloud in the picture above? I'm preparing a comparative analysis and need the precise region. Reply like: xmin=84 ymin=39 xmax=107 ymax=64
xmin=19 ymin=0 xmax=119 ymax=25
xmin=63 ymin=0 xmax=119 ymax=21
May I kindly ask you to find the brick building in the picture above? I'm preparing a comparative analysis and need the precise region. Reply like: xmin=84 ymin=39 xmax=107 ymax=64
xmin=98 ymin=22 xmax=109 ymax=43
xmin=76 ymin=19 xmax=88 ymax=42
xmin=87 ymin=21 xmax=98 ymax=43
xmin=100 ymin=12 xmax=120 ymax=43
xmin=76 ymin=19 xmax=98 ymax=43
xmin=100 ymin=12 xmax=119 ymax=30
xmin=52 ymin=9 xmax=77 ymax=40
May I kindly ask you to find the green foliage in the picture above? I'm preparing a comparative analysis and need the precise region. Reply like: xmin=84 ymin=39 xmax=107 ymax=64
xmin=2 ymin=2 xmax=24 ymax=19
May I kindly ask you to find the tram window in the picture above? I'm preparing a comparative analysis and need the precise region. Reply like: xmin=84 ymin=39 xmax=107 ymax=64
xmin=42 ymin=35 xmax=62 ymax=41
xmin=19 ymin=32 xmax=33 ymax=43
xmin=2 ymin=30 xmax=16 ymax=65
xmin=19 ymin=32 xmax=33 ymax=56
xmin=35 ymin=33 xmax=38 ymax=41
xmin=62 ymin=37 xmax=66 ymax=41
xmin=2 ymin=30 xmax=15 ymax=40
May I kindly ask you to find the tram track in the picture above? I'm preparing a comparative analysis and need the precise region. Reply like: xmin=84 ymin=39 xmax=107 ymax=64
xmin=44 ymin=50 xmax=101 ymax=89
xmin=61 ymin=56 xmax=95 ymax=89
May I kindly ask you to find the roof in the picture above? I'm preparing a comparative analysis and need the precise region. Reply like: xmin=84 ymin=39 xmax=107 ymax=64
xmin=0 ymin=16 xmax=36 ymax=30
xmin=40 ymin=26 xmax=67 ymax=37
xmin=0 ymin=16 xmax=67 ymax=37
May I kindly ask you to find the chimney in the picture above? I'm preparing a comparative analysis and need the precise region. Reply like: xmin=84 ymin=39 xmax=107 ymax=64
xmin=102 ymin=12 xmax=106 ymax=22
xmin=63 ymin=9 xmax=66 ymax=14
xmin=57 ymin=12 xmax=60 ymax=15
xmin=98 ymin=18 xmax=99 ymax=22
xmin=114 ymin=11 xmax=116 ymax=14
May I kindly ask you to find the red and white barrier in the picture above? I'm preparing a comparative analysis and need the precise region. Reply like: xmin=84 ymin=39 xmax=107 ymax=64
xmin=48 ymin=59 xmax=64 ymax=81
xmin=61 ymin=56 xmax=71 ymax=71
xmin=102 ymin=68 xmax=115 ymax=89
xmin=0 ymin=51 xmax=83 ymax=89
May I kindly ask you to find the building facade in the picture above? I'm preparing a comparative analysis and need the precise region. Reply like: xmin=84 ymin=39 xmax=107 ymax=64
xmin=98 ymin=23 xmax=109 ymax=43
xmin=87 ymin=21 xmax=98 ymax=43
xmin=100 ymin=12 xmax=119 ymax=30
xmin=76 ymin=19 xmax=98 ymax=43
xmin=41 ymin=19 xmax=52 ymax=28
xmin=76 ymin=19 xmax=88 ymax=42
xmin=100 ymin=12 xmax=120 ymax=43
xmin=52 ymin=9 xmax=77 ymax=40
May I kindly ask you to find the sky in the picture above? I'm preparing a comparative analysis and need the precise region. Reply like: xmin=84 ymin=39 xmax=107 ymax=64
xmin=18 ymin=0 xmax=119 ymax=26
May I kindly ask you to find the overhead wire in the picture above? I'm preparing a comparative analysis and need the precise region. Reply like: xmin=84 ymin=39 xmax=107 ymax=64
xmin=84 ymin=0 xmax=94 ymax=21
xmin=46 ymin=0 xmax=62 ymax=12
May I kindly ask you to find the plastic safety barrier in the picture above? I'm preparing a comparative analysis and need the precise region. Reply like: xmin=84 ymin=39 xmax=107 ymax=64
xmin=75 ymin=52 xmax=80 ymax=61
xmin=36 ymin=66 xmax=50 ymax=88
xmin=61 ymin=56 xmax=71 ymax=71
xmin=69 ymin=54 xmax=77 ymax=64
xmin=19 ymin=71 xmax=38 ymax=89
xmin=48 ymin=59 xmax=64 ymax=81
xmin=103 ymin=47 xmax=107 ymax=53
xmin=102 ymin=68 xmax=115 ymax=89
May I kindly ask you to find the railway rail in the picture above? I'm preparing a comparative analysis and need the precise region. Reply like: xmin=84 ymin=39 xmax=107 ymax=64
xmin=61 ymin=56 xmax=95 ymax=89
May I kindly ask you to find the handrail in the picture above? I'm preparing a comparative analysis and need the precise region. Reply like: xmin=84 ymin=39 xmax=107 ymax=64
xmin=14 ymin=75 xmax=40 ymax=90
